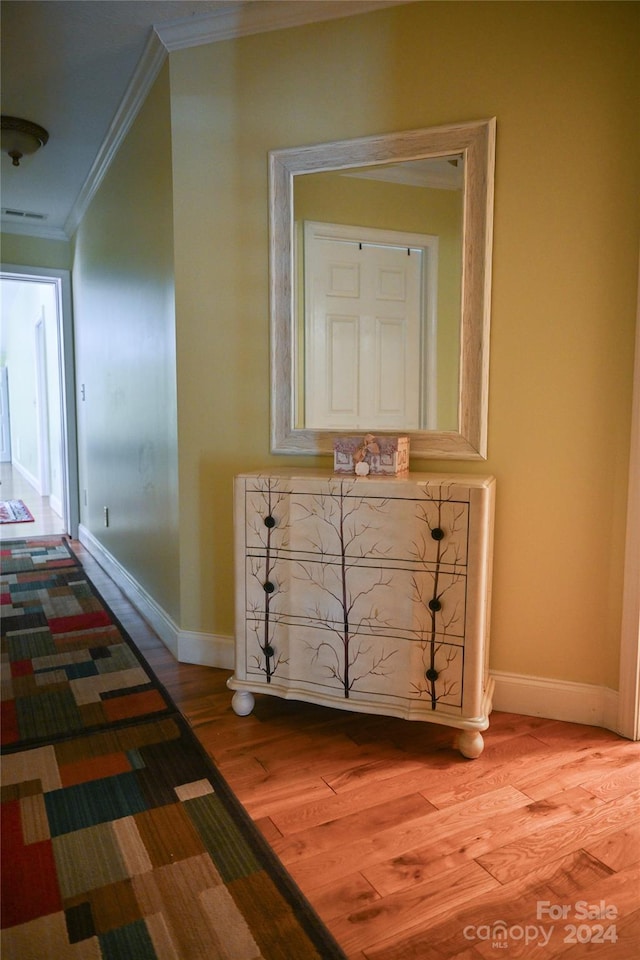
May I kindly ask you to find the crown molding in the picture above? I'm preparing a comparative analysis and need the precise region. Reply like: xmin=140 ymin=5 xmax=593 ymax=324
xmin=63 ymin=30 xmax=168 ymax=239
xmin=155 ymin=1 xmax=409 ymax=51
xmin=0 ymin=218 xmax=69 ymax=242
xmin=54 ymin=1 xmax=409 ymax=240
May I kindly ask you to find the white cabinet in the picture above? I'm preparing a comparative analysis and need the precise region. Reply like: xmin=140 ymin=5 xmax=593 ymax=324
xmin=228 ymin=470 xmax=495 ymax=757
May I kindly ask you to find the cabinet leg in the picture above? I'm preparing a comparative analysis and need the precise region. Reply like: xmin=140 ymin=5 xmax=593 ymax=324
xmin=457 ymin=729 xmax=484 ymax=759
xmin=231 ymin=690 xmax=255 ymax=716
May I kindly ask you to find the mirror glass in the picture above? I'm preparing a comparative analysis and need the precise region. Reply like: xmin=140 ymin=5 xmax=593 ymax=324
xmin=270 ymin=119 xmax=495 ymax=460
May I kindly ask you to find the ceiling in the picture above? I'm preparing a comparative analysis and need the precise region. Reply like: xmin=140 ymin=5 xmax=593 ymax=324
xmin=0 ymin=0 xmax=405 ymax=242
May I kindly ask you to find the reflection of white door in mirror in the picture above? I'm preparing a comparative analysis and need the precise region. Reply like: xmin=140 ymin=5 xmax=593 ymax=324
xmin=270 ymin=118 xmax=496 ymax=460
xmin=303 ymin=222 xmax=438 ymax=432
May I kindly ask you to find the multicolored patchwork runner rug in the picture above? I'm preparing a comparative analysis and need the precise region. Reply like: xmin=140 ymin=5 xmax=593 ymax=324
xmin=1 ymin=537 xmax=79 ymax=574
xmin=1 ymin=540 xmax=170 ymax=750
xmin=1 ymin=538 xmax=346 ymax=960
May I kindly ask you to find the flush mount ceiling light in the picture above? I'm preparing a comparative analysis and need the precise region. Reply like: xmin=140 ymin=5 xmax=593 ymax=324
xmin=1 ymin=116 xmax=49 ymax=166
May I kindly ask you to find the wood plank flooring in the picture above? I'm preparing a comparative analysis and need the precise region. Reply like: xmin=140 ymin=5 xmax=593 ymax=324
xmin=71 ymin=541 xmax=640 ymax=958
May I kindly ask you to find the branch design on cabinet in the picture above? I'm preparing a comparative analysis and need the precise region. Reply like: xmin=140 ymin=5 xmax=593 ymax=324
xmin=293 ymin=479 xmax=397 ymax=698
xmin=409 ymin=485 xmax=467 ymax=709
xmin=246 ymin=477 xmax=290 ymax=682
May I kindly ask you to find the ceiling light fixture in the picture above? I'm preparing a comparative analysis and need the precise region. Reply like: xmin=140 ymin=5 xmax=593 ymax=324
xmin=1 ymin=116 xmax=49 ymax=166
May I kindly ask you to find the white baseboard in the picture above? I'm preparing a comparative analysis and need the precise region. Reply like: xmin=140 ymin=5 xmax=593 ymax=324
xmin=49 ymin=493 xmax=63 ymax=519
xmin=75 ymin=526 xmax=622 ymax=733
xmin=12 ymin=459 xmax=41 ymax=494
xmin=491 ymin=670 xmax=619 ymax=732
xmin=78 ymin=524 xmax=234 ymax=668
xmin=178 ymin=630 xmax=234 ymax=670
xmin=79 ymin=525 xmax=180 ymax=657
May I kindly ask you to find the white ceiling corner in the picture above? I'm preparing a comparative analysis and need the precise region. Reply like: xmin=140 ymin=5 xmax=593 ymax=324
xmin=1 ymin=0 xmax=410 ymax=242
xmin=63 ymin=30 xmax=168 ymax=239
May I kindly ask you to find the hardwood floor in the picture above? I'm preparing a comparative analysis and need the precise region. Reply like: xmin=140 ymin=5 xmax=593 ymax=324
xmin=70 ymin=542 xmax=640 ymax=957
xmin=0 ymin=463 xmax=65 ymax=539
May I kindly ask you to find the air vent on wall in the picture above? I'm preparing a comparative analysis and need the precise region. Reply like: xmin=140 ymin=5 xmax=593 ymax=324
xmin=2 ymin=207 xmax=48 ymax=220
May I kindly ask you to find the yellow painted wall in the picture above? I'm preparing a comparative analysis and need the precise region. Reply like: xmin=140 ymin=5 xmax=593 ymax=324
xmin=171 ymin=1 xmax=639 ymax=688
xmin=72 ymin=63 xmax=181 ymax=621
xmin=1 ymin=234 xmax=71 ymax=270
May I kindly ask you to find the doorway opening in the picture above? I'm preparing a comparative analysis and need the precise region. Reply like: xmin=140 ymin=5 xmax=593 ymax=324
xmin=0 ymin=265 xmax=78 ymax=539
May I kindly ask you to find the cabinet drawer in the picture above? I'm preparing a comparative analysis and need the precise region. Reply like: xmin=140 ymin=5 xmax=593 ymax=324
xmin=243 ymin=557 xmax=468 ymax=644
xmin=243 ymin=621 xmax=464 ymax=715
xmin=244 ymin=478 xmax=470 ymax=569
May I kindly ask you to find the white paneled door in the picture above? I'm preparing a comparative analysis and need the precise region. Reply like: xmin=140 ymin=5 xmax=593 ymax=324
xmin=303 ymin=222 xmax=437 ymax=431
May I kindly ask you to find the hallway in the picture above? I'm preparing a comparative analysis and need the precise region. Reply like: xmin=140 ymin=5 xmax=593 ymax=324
xmin=0 ymin=462 xmax=65 ymax=540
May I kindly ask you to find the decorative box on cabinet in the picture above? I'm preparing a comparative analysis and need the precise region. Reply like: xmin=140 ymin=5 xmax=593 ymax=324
xmin=228 ymin=470 xmax=495 ymax=758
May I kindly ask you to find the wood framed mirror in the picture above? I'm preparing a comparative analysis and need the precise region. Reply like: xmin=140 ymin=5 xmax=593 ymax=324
xmin=270 ymin=118 xmax=495 ymax=460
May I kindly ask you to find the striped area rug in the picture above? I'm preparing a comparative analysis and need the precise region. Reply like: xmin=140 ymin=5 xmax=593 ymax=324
xmin=1 ymin=538 xmax=347 ymax=960
xmin=0 ymin=500 xmax=35 ymax=524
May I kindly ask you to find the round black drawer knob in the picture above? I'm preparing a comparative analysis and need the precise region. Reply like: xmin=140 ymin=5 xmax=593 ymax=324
xmin=431 ymin=527 xmax=445 ymax=541
xmin=263 ymin=581 xmax=275 ymax=594
xmin=264 ymin=516 xmax=276 ymax=528
xmin=425 ymin=668 xmax=439 ymax=682
xmin=428 ymin=598 xmax=442 ymax=612
xmin=264 ymin=644 xmax=275 ymax=657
